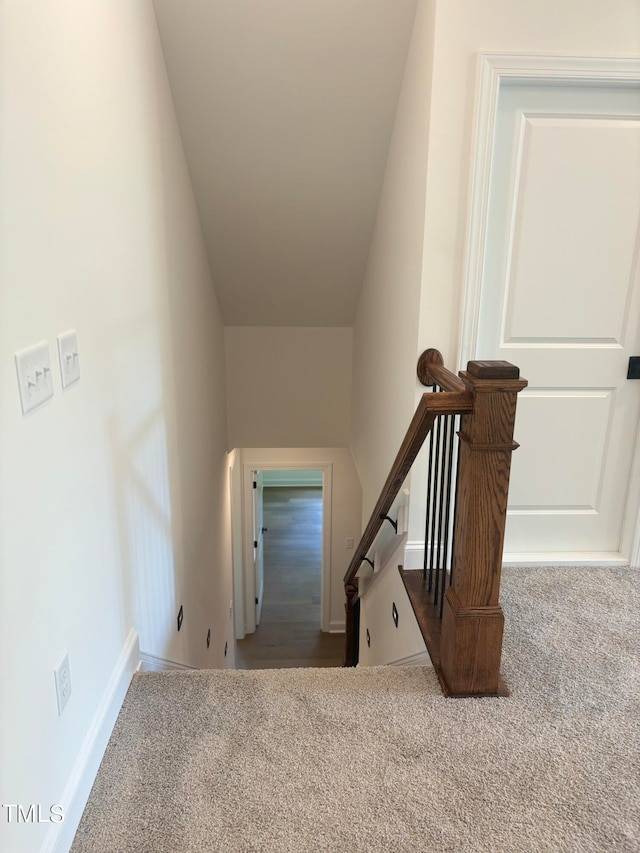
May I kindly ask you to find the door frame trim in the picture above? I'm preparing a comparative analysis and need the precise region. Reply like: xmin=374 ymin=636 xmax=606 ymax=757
xmin=241 ymin=462 xmax=333 ymax=634
xmin=458 ymin=52 xmax=640 ymax=565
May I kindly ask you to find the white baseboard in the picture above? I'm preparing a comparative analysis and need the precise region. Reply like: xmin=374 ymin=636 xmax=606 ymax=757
xmin=389 ymin=650 xmax=433 ymax=667
xmin=139 ymin=651 xmax=195 ymax=672
xmin=403 ymin=543 xmax=629 ymax=570
xmin=328 ymin=621 xmax=345 ymax=634
xmin=403 ymin=541 xmax=424 ymax=570
xmin=502 ymin=552 xmax=628 ymax=566
xmin=42 ymin=628 xmax=139 ymax=853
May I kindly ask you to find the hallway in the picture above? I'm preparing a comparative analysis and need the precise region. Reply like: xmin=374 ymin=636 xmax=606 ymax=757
xmin=235 ymin=487 xmax=344 ymax=668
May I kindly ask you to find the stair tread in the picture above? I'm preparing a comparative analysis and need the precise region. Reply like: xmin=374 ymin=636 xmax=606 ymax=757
xmin=398 ymin=569 xmax=508 ymax=697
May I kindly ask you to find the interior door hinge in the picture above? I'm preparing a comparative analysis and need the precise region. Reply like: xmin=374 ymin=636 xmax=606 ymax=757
xmin=253 ymin=481 xmax=257 ymax=489
xmin=255 ymin=597 xmax=259 ymax=605
xmin=253 ymin=540 xmax=258 ymax=548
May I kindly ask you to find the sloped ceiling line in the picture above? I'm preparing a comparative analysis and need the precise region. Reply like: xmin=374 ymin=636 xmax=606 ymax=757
xmin=153 ymin=0 xmax=419 ymax=326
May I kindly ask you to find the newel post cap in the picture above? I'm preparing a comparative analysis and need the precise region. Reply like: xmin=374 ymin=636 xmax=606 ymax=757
xmin=466 ymin=360 xmax=521 ymax=380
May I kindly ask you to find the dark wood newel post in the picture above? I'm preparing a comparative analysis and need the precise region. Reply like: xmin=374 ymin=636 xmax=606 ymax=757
xmin=440 ymin=360 xmax=528 ymax=695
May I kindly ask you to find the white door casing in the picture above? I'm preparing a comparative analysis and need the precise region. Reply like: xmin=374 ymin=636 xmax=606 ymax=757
xmin=241 ymin=462 xmax=333 ymax=634
xmin=460 ymin=54 xmax=640 ymax=565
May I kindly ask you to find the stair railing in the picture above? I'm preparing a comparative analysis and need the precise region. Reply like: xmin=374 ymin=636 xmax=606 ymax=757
xmin=344 ymin=349 xmax=527 ymax=697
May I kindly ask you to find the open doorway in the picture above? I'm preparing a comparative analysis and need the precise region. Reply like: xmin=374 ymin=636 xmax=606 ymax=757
xmin=254 ymin=470 xmax=323 ymax=630
xmin=235 ymin=466 xmax=343 ymax=668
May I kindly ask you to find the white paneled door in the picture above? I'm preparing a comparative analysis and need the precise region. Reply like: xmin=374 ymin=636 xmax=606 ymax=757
xmin=469 ymin=65 xmax=640 ymax=561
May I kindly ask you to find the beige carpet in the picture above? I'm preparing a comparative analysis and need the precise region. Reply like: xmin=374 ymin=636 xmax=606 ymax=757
xmin=72 ymin=566 xmax=640 ymax=852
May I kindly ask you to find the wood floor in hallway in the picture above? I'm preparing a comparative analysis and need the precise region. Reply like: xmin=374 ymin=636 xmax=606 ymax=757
xmin=235 ymin=486 xmax=345 ymax=669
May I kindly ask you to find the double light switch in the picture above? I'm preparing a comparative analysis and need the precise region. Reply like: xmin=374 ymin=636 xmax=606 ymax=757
xmin=15 ymin=330 xmax=79 ymax=414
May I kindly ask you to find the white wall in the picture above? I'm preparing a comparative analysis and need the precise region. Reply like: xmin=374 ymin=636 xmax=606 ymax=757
xmin=225 ymin=327 xmax=352 ymax=448
xmin=406 ymin=0 xmax=640 ymax=547
xmin=238 ymin=449 xmax=362 ymax=631
xmin=350 ymin=0 xmax=436 ymax=524
xmin=0 ymin=4 xmax=231 ymax=851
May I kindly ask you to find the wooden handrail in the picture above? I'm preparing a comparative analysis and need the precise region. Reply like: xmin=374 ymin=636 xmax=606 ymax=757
xmin=342 ymin=366 xmax=472 ymax=671
xmin=427 ymin=364 xmax=467 ymax=394
xmin=343 ymin=387 xmax=473 ymax=586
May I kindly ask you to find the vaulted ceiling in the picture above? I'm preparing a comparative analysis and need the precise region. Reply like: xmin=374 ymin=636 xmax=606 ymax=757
xmin=152 ymin=0 xmax=419 ymax=326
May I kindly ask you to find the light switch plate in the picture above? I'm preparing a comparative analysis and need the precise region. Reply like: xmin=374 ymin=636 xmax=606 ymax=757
xmin=57 ymin=330 xmax=80 ymax=388
xmin=15 ymin=342 xmax=54 ymax=414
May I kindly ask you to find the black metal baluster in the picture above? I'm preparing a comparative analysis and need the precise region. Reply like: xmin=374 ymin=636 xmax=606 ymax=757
xmin=429 ymin=407 xmax=442 ymax=596
xmin=434 ymin=410 xmax=449 ymax=606
xmin=440 ymin=413 xmax=456 ymax=617
xmin=423 ymin=385 xmax=436 ymax=585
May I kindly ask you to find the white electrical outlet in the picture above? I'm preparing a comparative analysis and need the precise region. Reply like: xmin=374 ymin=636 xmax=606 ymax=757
xmin=345 ymin=537 xmax=354 ymax=549
xmin=54 ymin=652 xmax=72 ymax=716
xmin=57 ymin=330 xmax=80 ymax=388
xmin=14 ymin=342 xmax=54 ymax=414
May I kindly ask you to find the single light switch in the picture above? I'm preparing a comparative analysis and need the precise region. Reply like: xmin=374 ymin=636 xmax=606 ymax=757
xmin=15 ymin=342 xmax=54 ymax=414
xmin=57 ymin=330 xmax=80 ymax=388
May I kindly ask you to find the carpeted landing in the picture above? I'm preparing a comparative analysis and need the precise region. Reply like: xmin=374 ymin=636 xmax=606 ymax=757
xmin=72 ymin=567 xmax=640 ymax=852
